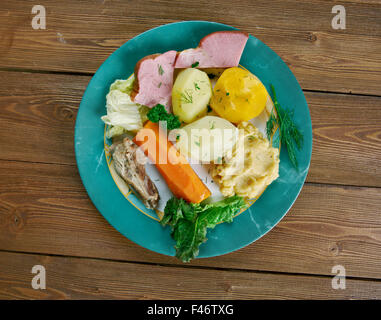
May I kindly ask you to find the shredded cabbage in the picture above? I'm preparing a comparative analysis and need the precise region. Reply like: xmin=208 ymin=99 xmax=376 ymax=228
xmin=105 ymin=125 xmax=125 ymax=139
xmin=101 ymin=75 xmax=149 ymax=138
xmin=109 ymin=76 xmax=135 ymax=94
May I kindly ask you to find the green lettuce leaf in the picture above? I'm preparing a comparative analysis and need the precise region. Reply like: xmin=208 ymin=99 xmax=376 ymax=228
xmin=161 ymin=195 xmax=247 ymax=262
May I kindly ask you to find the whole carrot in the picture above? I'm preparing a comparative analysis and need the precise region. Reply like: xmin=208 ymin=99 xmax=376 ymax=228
xmin=133 ymin=121 xmax=211 ymax=203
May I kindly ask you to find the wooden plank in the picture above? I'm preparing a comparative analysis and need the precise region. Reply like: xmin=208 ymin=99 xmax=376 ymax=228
xmin=0 ymin=71 xmax=84 ymax=166
xmin=307 ymin=91 xmax=381 ymax=187
xmin=0 ymin=71 xmax=380 ymax=187
xmin=0 ymin=159 xmax=380 ymax=279
xmin=0 ymin=250 xmax=380 ymax=299
xmin=0 ymin=0 xmax=380 ymax=95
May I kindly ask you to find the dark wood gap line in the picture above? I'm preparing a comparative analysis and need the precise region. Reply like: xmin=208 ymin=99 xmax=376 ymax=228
xmin=1 ymin=248 xmax=381 ymax=283
xmin=1 ymin=67 xmax=381 ymax=99
xmin=302 ymin=88 xmax=381 ymax=99
xmin=0 ymin=67 xmax=94 ymax=77
xmin=0 ymin=157 xmax=77 ymax=168
xmin=301 ymin=180 xmax=381 ymax=190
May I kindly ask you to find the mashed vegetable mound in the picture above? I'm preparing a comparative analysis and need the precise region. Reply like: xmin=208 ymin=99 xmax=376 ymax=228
xmin=212 ymin=122 xmax=279 ymax=199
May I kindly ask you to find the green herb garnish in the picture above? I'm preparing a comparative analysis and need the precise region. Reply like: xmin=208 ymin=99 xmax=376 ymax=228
xmin=158 ymin=64 xmax=164 ymax=75
xmin=161 ymin=195 xmax=247 ymax=262
xmin=158 ymin=82 xmax=162 ymax=88
xmin=194 ymin=82 xmax=200 ymax=91
xmin=226 ymin=92 xmax=230 ymax=96
xmin=191 ymin=61 xmax=199 ymax=68
xmin=266 ymin=108 xmax=276 ymax=139
xmin=180 ymin=90 xmax=193 ymax=104
xmin=266 ymin=84 xmax=303 ymax=169
xmin=147 ymin=104 xmax=181 ymax=130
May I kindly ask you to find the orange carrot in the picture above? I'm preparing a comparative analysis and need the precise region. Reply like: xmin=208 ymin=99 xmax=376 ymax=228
xmin=133 ymin=121 xmax=211 ymax=203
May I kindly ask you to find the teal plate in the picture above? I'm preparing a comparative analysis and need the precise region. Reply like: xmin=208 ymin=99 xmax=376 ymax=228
xmin=74 ymin=21 xmax=312 ymax=259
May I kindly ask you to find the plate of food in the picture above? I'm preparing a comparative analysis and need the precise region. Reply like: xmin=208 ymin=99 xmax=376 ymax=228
xmin=75 ymin=21 xmax=312 ymax=262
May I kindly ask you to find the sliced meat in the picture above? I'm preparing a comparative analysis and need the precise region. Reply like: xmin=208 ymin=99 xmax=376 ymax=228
xmin=174 ymin=31 xmax=249 ymax=69
xmin=111 ymin=137 xmax=159 ymax=209
xmin=131 ymin=50 xmax=177 ymax=112
xmin=173 ymin=47 xmax=214 ymax=69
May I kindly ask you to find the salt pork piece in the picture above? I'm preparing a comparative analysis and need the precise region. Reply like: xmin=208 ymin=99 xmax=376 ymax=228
xmin=131 ymin=50 xmax=177 ymax=111
xmin=174 ymin=31 xmax=249 ymax=69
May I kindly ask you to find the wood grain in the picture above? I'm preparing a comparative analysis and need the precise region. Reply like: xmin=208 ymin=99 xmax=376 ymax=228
xmin=308 ymin=91 xmax=381 ymax=187
xmin=0 ymin=0 xmax=380 ymax=95
xmin=0 ymin=71 xmax=379 ymax=187
xmin=0 ymin=159 xmax=380 ymax=279
xmin=1 ymin=250 xmax=380 ymax=299
xmin=0 ymin=0 xmax=380 ymax=300
xmin=0 ymin=71 xmax=84 ymax=166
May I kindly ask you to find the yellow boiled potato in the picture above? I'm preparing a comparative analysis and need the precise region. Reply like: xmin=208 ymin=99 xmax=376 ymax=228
xmin=210 ymin=67 xmax=268 ymax=123
xmin=176 ymin=116 xmax=238 ymax=163
xmin=172 ymin=68 xmax=212 ymax=123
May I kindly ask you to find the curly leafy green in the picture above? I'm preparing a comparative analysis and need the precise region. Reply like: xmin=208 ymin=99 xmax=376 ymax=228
xmin=161 ymin=196 xmax=247 ymax=262
xmin=147 ymin=104 xmax=181 ymax=130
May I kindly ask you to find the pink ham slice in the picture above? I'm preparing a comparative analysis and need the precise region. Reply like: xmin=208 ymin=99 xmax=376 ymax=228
xmin=131 ymin=50 xmax=177 ymax=111
xmin=174 ymin=31 xmax=249 ymax=69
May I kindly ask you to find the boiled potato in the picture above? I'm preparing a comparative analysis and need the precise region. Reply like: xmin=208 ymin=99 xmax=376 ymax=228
xmin=176 ymin=116 xmax=238 ymax=163
xmin=172 ymin=68 xmax=212 ymax=123
xmin=210 ymin=67 xmax=268 ymax=124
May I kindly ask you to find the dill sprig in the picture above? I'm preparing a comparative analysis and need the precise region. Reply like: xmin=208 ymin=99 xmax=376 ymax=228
xmin=158 ymin=64 xmax=164 ymax=76
xmin=266 ymin=84 xmax=303 ymax=169
xmin=266 ymin=108 xmax=276 ymax=139
xmin=180 ymin=89 xmax=193 ymax=104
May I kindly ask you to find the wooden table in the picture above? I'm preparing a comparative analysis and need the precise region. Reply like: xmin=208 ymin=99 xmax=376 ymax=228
xmin=0 ymin=0 xmax=380 ymax=300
